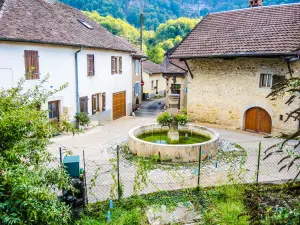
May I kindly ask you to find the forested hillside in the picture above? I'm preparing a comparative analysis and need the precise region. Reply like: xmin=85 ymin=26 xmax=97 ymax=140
xmin=60 ymin=0 xmax=299 ymax=30
xmin=84 ymin=11 xmax=200 ymax=63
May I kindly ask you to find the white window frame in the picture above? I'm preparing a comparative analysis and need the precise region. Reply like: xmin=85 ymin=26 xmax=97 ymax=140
xmin=260 ymin=73 xmax=273 ymax=88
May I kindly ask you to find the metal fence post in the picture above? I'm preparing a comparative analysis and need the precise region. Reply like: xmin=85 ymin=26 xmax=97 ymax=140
xmin=59 ymin=147 xmax=65 ymax=197
xmin=256 ymin=142 xmax=262 ymax=184
xmin=83 ymin=150 xmax=88 ymax=206
xmin=197 ymin=146 xmax=202 ymax=189
xmin=117 ymin=145 xmax=121 ymax=200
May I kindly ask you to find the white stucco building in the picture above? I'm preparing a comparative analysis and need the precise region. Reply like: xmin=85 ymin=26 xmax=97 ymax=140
xmin=0 ymin=0 xmax=141 ymax=123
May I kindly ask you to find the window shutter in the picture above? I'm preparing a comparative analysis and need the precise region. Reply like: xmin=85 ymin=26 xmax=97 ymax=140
xmin=84 ymin=97 xmax=88 ymax=113
xmin=24 ymin=50 xmax=31 ymax=79
xmin=92 ymin=95 xmax=96 ymax=114
xmin=119 ymin=57 xmax=122 ymax=74
xmin=102 ymin=93 xmax=106 ymax=111
xmin=24 ymin=50 xmax=39 ymax=80
xmin=87 ymin=54 xmax=95 ymax=76
xmin=32 ymin=51 xmax=40 ymax=79
xmin=111 ymin=56 xmax=115 ymax=74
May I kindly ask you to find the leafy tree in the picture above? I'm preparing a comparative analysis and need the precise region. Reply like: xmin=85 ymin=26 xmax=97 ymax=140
xmin=264 ymin=69 xmax=300 ymax=181
xmin=60 ymin=0 xmax=300 ymax=30
xmin=147 ymin=46 xmax=166 ymax=64
xmin=84 ymin=11 xmax=140 ymax=45
xmin=155 ymin=17 xmax=200 ymax=43
xmin=0 ymin=76 xmax=77 ymax=224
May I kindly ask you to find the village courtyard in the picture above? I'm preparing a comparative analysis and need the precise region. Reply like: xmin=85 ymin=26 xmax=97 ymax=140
xmin=48 ymin=98 xmax=285 ymax=161
xmin=47 ymin=97 xmax=298 ymax=203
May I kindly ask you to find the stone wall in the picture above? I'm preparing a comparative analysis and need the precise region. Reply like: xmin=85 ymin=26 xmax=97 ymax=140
xmin=187 ymin=57 xmax=300 ymax=135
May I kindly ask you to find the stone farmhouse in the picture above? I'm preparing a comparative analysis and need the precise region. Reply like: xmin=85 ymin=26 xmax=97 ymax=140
xmin=169 ymin=2 xmax=300 ymax=135
xmin=0 ymin=0 xmax=143 ymax=124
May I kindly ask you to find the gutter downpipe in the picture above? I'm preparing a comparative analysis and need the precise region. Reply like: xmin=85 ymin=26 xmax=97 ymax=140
xmin=75 ymin=47 xmax=83 ymax=116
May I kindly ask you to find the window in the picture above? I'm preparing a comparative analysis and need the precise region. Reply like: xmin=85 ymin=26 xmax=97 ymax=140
xmin=87 ymin=54 xmax=95 ymax=76
xmin=111 ymin=56 xmax=122 ymax=74
xmin=92 ymin=93 xmax=100 ymax=114
xmin=151 ymin=80 xmax=154 ymax=89
xmin=260 ymin=74 xmax=284 ymax=88
xmin=48 ymin=100 xmax=60 ymax=120
xmin=24 ymin=50 xmax=40 ymax=80
xmin=78 ymin=19 xmax=93 ymax=29
xmin=134 ymin=82 xmax=140 ymax=96
xmin=80 ymin=96 xmax=88 ymax=113
xmin=134 ymin=60 xmax=140 ymax=75
xmin=260 ymin=74 xmax=272 ymax=88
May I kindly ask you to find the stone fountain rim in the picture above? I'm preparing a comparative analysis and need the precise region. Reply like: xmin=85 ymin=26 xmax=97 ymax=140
xmin=128 ymin=123 xmax=219 ymax=147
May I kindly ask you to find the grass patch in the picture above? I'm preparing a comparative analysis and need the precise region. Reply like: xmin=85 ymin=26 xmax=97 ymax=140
xmin=76 ymin=188 xmax=207 ymax=225
xmin=203 ymin=184 xmax=250 ymax=225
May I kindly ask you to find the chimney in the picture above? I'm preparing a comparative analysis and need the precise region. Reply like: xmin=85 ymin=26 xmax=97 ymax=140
xmin=249 ymin=0 xmax=263 ymax=7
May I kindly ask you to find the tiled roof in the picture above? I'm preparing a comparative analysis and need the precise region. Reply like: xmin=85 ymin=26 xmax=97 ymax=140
xmin=0 ymin=0 xmax=135 ymax=52
xmin=161 ymin=58 xmax=187 ymax=75
xmin=170 ymin=3 xmax=300 ymax=59
xmin=143 ymin=61 xmax=163 ymax=74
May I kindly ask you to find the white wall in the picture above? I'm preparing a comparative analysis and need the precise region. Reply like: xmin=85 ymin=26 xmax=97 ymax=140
xmin=0 ymin=42 xmax=132 ymax=123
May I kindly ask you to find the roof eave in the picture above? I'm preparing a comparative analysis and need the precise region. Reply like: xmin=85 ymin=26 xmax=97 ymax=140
xmin=170 ymin=52 xmax=299 ymax=60
xmin=162 ymin=72 xmax=187 ymax=76
xmin=0 ymin=38 xmax=136 ymax=53
xmin=132 ymin=53 xmax=148 ymax=59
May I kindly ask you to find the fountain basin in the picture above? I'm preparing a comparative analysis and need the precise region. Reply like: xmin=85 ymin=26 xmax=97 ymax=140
xmin=128 ymin=124 xmax=219 ymax=163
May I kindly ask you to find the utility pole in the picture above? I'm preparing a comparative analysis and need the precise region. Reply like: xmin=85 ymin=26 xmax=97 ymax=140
xmin=140 ymin=13 xmax=143 ymax=52
xmin=140 ymin=13 xmax=144 ymax=99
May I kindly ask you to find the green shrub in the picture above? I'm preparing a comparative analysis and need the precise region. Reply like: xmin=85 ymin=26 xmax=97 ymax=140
xmin=0 ymin=76 xmax=77 ymax=224
xmin=75 ymin=112 xmax=90 ymax=126
xmin=157 ymin=111 xmax=172 ymax=126
xmin=174 ymin=111 xmax=189 ymax=126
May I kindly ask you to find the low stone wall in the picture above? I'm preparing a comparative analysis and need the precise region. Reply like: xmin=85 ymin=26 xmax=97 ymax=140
xmin=128 ymin=124 xmax=219 ymax=163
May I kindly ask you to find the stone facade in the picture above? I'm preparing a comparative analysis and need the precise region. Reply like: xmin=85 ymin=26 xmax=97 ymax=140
xmin=187 ymin=57 xmax=300 ymax=135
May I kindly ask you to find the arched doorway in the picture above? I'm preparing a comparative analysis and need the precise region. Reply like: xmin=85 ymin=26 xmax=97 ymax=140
xmin=245 ymin=107 xmax=272 ymax=134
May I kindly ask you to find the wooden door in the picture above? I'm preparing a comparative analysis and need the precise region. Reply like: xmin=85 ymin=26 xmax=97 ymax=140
xmin=258 ymin=108 xmax=272 ymax=134
xmin=245 ymin=107 xmax=272 ymax=134
xmin=113 ymin=91 xmax=126 ymax=120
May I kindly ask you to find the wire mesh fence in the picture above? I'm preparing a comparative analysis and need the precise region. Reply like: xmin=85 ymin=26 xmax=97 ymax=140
xmin=79 ymin=141 xmax=299 ymax=203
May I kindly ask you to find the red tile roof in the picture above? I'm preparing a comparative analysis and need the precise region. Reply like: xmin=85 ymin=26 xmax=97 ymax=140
xmin=0 ymin=0 xmax=136 ymax=52
xmin=161 ymin=58 xmax=187 ymax=75
xmin=170 ymin=3 xmax=300 ymax=59
xmin=143 ymin=61 xmax=163 ymax=74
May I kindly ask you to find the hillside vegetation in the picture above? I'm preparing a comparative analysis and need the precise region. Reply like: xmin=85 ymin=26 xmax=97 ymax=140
xmin=61 ymin=0 xmax=299 ymax=30
xmin=84 ymin=11 xmax=200 ymax=63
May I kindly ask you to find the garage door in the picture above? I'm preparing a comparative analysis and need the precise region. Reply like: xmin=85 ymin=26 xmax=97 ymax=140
xmin=245 ymin=107 xmax=272 ymax=134
xmin=113 ymin=91 xmax=126 ymax=120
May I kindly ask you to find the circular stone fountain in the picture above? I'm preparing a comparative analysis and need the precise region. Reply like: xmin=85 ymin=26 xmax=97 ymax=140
xmin=128 ymin=94 xmax=219 ymax=163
